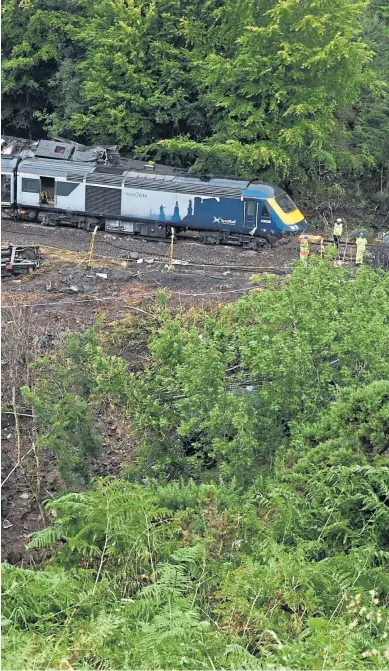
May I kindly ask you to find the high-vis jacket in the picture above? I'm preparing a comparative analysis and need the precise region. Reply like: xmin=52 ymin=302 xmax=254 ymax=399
xmin=356 ymin=237 xmax=367 ymax=263
xmin=300 ymin=240 xmax=309 ymax=263
xmin=333 ymin=221 xmax=343 ymax=236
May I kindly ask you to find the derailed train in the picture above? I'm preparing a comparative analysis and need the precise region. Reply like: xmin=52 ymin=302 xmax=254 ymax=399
xmin=1 ymin=136 xmax=308 ymax=247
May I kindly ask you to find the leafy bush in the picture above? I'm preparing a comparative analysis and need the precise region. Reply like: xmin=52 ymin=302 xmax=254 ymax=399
xmin=2 ymin=474 xmax=389 ymax=669
xmin=4 ymin=259 xmax=389 ymax=669
xmin=125 ymin=259 xmax=389 ymax=481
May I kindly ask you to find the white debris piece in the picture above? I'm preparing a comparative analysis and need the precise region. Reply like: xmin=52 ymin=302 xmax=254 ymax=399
xmin=137 ymin=258 xmax=144 ymax=264
xmin=96 ymin=273 xmax=108 ymax=279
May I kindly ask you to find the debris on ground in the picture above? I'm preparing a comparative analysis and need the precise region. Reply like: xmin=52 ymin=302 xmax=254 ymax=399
xmin=1 ymin=244 xmax=41 ymax=277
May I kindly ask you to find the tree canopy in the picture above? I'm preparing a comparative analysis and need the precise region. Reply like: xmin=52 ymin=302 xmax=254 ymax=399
xmin=2 ymin=0 xmax=389 ymax=188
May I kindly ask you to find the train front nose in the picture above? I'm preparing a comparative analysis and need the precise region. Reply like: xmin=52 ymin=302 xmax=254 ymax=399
xmin=299 ymin=218 xmax=309 ymax=232
xmin=291 ymin=219 xmax=308 ymax=233
xmin=282 ymin=219 xmax=308 ymax=236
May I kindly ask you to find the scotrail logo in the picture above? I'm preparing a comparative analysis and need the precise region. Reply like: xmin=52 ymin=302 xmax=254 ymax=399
xmin=213 ymin=217 xmax=236 ymax=225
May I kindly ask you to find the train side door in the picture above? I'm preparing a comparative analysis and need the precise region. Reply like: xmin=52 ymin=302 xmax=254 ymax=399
xmin=244 ymin=199 xmax=258 ymax=230
xmin=1 ymin=174 xmax=12 ymax=206
xmin=40 ymin=176 xmax=55 ymax=207
xmin=260 ymin=201 xmax=272 ymax=232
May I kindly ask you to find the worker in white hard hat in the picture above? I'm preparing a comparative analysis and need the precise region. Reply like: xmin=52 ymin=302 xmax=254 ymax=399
xmin=333 ymin=218 xmax=343 ymax=252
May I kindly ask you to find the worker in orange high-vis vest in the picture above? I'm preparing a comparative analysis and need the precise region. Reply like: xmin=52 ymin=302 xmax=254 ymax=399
xmin=300 ymin=235 xmax=310 ymax=264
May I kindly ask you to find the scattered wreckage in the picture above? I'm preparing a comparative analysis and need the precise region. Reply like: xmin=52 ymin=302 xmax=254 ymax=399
xmin=1 ymin=244 xmax=41 ymax=277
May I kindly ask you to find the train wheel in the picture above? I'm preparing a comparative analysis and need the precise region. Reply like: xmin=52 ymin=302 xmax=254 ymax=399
xmin=22 ymin=248 xmax=38 ymax=260
xmin=201 ymin=233 xmax=221 ymax=245
xmin=262 ymin=237 xmax=274 ymax=249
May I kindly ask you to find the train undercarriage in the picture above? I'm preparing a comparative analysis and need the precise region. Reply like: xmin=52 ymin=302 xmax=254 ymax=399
xmin=11 ymin=207 xmax=279 ymax=249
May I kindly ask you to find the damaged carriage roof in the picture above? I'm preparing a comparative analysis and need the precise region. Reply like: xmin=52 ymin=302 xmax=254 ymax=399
xmin=1 ymin=136 xmax=121 ymax=165
xmin=1 ymin=135 xmax=286 ymax=197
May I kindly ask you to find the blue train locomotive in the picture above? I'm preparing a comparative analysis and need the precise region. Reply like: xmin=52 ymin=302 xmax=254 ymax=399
xmin=1 ymin=137 xmax=307 ymax=247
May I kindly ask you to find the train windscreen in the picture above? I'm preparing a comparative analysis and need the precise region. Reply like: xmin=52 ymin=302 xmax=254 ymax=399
xmin=276 ymin=193 xmax=296 ymax=213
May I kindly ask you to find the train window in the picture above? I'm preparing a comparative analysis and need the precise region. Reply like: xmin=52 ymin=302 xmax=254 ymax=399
xmin=54 ymin=146 xmax=66 ymax=154
xmin=276 ymin=193 xmax=296 ymax=213
xmin=262 ymin=202 xmax=270 ymax=217
xmin=22 ymin=178 xmax=40 ymax=193
xmin=56 ymin=181 xmax=78 ymax=197
xmin=246 ymin=200 xmax=256 ymax=216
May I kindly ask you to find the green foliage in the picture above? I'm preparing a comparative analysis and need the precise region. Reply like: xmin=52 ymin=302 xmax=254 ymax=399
xmin=22 ymin=320 xmax=129 ymax=487
xmin=1 ymin=0 xmax=89 ymax=132
xmin=21 ymin=259 xmax=389 ymax=486
xmin=125 ymin=259 xmax=389 ymax=481
xmin=2 ymin=262 xmax=389 ymax=669
xmin=2 ymin=475 xmax=389 ymax=669
xmin=296 ymin=380 xmax=389 ymax=456
xmin=157 ymin=0 xmax=373 ymax=179
xmin=2 ymin=2 xmax=389 ymax=667
xmin=2 ymin=0 xmax=388 ymax=189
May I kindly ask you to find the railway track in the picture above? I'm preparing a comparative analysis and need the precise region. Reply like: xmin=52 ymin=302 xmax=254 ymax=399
xmin=2 ymin=212 xmax=380 ymax=250
xmin=1 ymin=240 xmax=289 ymax=277
xmin=4 ymin=216 xmax=387 ymax=273
xmin=1 ymin=216 xmax=297 ymax=273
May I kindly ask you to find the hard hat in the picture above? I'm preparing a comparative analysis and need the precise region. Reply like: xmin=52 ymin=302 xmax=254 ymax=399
xmin=359 ymin=232 xmax=364 ymax=237
xmin=336 ymin=218 xmax=342 ymax=223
